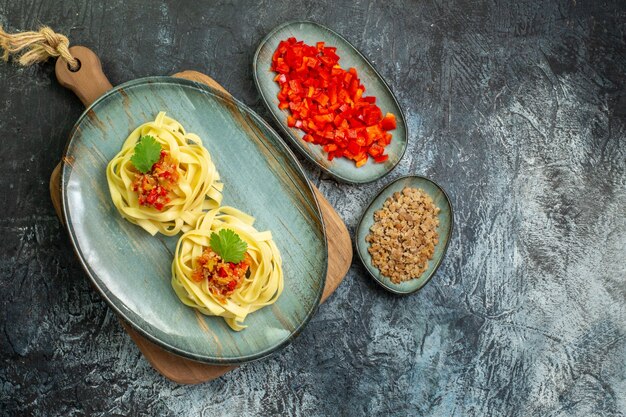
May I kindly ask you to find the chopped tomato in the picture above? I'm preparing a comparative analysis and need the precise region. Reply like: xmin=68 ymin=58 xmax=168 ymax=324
xmin=192 ymin=249 xmax=252 ymax=304
xmin=271 ymin=37 xmax=395 ymax=166
xmin=131 ymin=150 xmax=179 ymax=211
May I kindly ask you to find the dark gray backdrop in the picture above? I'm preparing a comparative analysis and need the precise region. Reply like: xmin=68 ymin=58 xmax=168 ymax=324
xmin=1 ymin=1 xmax=625 ymax=416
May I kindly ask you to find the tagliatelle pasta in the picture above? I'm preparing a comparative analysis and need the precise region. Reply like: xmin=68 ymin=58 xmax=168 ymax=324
xmin=171 ymin=206 xmax=283 ymax=331
xmin=106 ymin=112 xmax=223 ymax=236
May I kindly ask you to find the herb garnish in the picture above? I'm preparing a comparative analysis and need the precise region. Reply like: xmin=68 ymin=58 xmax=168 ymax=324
xmin=210 ymin=229 xmax=248 ymax=263
xmin=130 ymin=135 xmax=161 ymax=173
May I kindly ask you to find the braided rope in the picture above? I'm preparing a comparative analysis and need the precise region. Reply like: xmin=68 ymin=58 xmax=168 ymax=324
xmin=0 ymin=25 xmax=79 ymax=70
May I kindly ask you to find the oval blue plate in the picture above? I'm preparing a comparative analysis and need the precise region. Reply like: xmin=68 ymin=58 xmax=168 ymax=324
xmin=254 ymin=21 xmax=408 ymax=184
xmin=62 ymin=77 xmax=327 ymax=364
xmin=356 ymin=176 xmax=453 ymax=294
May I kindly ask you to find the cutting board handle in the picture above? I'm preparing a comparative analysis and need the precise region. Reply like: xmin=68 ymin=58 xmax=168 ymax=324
xmin=55 ymin=46 xmax=113 ymax=107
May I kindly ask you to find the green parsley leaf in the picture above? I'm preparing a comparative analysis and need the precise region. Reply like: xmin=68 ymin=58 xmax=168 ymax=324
xmin=130 ymin=135 xmax=161 ymax=173
xmin=210 ymin=229 xmax=248 ymax=263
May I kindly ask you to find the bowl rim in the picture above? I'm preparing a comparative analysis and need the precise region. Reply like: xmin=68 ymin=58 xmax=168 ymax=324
xmin=253 ymin=19 xmax=409 ymax=185
xmin=61 ymin=75 xmax=328 ymax=364
xmin=355 ymin=174 xmax=454 ymax=295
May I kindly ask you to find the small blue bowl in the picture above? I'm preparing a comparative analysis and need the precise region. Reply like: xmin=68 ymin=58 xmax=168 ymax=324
xmin=356 ymin=175 xmax=453 ymax=294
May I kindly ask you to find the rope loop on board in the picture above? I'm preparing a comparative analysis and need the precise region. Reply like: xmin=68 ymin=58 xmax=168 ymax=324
xmin=0 ymin=26 xmax=79 ymax=70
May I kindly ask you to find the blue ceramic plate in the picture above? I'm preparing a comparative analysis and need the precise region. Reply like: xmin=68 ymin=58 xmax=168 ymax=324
xmin=356 ymin=176 xmax=453 ymax=294
xmin=62 ymin=77 xmax=327 ymax=364
xmin=254 ymin=21 xmax=408 ymax=184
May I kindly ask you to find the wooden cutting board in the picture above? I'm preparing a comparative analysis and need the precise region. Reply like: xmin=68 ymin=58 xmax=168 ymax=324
xmin=49 ymin=46 xmax=352 ymax=384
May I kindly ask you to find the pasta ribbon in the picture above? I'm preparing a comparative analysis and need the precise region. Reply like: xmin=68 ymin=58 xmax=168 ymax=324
xmin=172 ymin=206 xmax=284 ymax=331
xmin=106 ymin=112 xmax=223 ymax=236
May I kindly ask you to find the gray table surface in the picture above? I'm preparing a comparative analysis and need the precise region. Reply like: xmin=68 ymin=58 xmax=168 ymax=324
xmin=1 ymin=1 xmax=625 ymax=416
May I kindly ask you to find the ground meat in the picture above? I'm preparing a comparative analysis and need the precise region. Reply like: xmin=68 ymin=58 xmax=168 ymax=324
xmin=365 ymin=186 xmax=440 ymax=284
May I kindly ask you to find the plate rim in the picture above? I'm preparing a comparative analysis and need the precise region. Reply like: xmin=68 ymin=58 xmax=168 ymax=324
xmin=355 ymin=174 xmax=454 ymax=295
xmin=253 ymin=19 xmax=409 ymax=184
xmin=61 ymin=75 xmax=328 ymax=364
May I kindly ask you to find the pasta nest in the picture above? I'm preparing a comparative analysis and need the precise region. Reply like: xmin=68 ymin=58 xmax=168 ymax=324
xmin=172 ymin=206 xmax=284 ymax=331
xmin=106 ymin=112 xmax=223 ymax=236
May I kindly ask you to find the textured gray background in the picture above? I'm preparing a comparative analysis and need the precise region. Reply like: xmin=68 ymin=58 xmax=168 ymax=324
xmin=1 ymin=0 xmax=625 ymax=416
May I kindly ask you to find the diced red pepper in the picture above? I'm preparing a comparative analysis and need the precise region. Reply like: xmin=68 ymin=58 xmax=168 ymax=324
xmin=274 ymin=59 xmax=290 ymax=74
xmin=368 ymin=143 xmax=385 ymax=157
xmin=381 ymin=113 xmax=397 ymax=131
xmin=366 ymin=125 xmax=382 ymax=141
xmin=347 ymin=141 xmax=361 ymax=155
xmin=315 ymin=93 xmax=329 ymax=106
xmin=271 ymin=37 xmax=397 ymax=166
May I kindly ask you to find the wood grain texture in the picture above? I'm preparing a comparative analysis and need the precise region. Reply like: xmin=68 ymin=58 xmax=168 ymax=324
xmin=50 ymin=46 xmax=114 ymax=223
xmin=55 ymin=46 xmax=113 ymax=107
xmin=121 ymin=321 xmax=235 ymax=384
xmin=2 ymin=0 xmax=626 ymax=415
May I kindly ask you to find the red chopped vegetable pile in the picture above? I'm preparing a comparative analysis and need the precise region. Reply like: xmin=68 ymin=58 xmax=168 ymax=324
xmin=271 ymin=37 xmax=397 ymax=167
xmin=131 ymin=150 xmax=179 ymax=211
